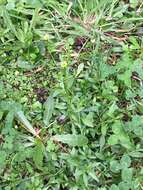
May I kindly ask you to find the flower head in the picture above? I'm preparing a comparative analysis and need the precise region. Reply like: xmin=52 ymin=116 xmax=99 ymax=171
xmin=43 ymin=34 xmax=49 ymax=41
xmin=61 ymin=61 xmax=68 ymax=68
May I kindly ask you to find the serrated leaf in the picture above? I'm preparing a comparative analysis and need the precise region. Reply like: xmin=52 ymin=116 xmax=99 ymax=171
xmin=52 ymin=134 xmax=88 ymax=147
xmin=43 ymin=95 xmax=54 ymax=126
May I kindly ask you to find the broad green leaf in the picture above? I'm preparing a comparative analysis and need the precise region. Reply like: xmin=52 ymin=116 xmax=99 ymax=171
xmin=82 ymin=113 xmax=94 ymax=127
xmin=33 ymin=139 xmax=44 ymax=169
xmin=118 ymin=70 xmax=132 ymax=87
xmin=16 ymin=111 xmax=37 ymax=137
xmin=119 ymin=134 xmax=133 ymax=150
xmin=52 ymin=134 xmax=88 ymax=147
xmin=121 ymin=168 xmax=133 ymax=182
xmin=5 ymin=111 xmax=14 ymax=129
xmin=108 ymin=135 xmax=118 ymax=145
xmin=0 ymin=101 xmax=22 ymax=112
xmin=43 ymin=95 xmax=54 ymax=126
xmin=116 ymin=54 xmax=132 ymax=70
xmin=110 ymin=160 xmax=121 ymax=173
xmin=0 ymin=101 xmax=37 ymax=136
xmin=120 ymin=155 xmax=131 ymax=168
xmin=112 ymin=121 xmax=123 ymax=134
xmin=118 ymin=182 xmax=130 ymax=190
xmin=110 ymin=184 xmax=119 ymax=190
xmin=99 ymin=63 xmax=116 ymax=80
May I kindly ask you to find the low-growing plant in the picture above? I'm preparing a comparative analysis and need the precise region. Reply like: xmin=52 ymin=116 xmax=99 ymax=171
xmin=1 ymin=0 xmax=143 ymax=190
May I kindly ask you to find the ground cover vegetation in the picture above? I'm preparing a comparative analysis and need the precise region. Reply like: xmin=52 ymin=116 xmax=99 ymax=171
xmin=1 ymin=0 xmax=143 ymax=189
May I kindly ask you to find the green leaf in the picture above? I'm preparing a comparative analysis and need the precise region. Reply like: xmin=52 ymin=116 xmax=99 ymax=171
xmin=0 ymin=151 xmax=7 ymax=169
xmin=112 ymin=121 xmax=123 ymax=134
xmin=0 ymin=101 xmax=22 ymax=112
xmin=6 ymin=2 xmax=15 ymax=10
xmin=110 ymin=184 xmax=119 ymax=190
xmin=107 ymin=102 xmax=118 ymax=116
xmin=110 ymin=160 xmax=121 ymax=173
xmin=17 ymin=60 xmax=34 ymax=70
xmin=30 ymin=7 xmax=40 ymax=30
xmin=129 ymin=151 xmax=143 ymax=158
xmin=120 ymin=155 xmax=131 ymax=168
xmin=2 ymin=7 xmax=17 ymax=37
xmin=75 ymin=63 xmax=84 ymax=77
xmin=26 ymin=0 xmax=42 ymax=8
xmin=82 ymin=113 xmax=94 ymax=127
xmin=119 ymin=134 xmax=133 ymax=150
xmin=121 ymin=168 xmax=133 ymax=182
xmin=33 ymin=139 xmax=44 ymax=169
xmin=99 ymin=135 xmax=105 ymax=151
xmin=130 ymin=0 xmax=138 ymax=8
xmin=0 ymin=111 xmax=3 ymax=120
xmin=52 ymin=134 xmax=88 ymax=147
xmin=108 ymin=135 xmax=118 ymax=145
xmin=5 ymin=111 xmax=14 ymax=129
xmin=16 ymin=111 xmax=37 ymax=137
xmin=99 ymin=63 xmax=116 ymax=80
xmin=43 ymin=95 xmax=54 ymax=126
xmin=118 ymin=70 xmax=132 ymax=87
xmin=118 ymin=182 xmax=130 ymax=190
xmin=0 ymin=81 xmax=4 ymax=97
xmin=83 ymin=174 xmax=88 ymax=187
xmin=129 ymin=36 xmax=140 ymax=49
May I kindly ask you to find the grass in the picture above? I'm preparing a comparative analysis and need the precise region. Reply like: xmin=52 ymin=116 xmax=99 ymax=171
xmin=1 ymin=0 xmax=143 ymax=189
